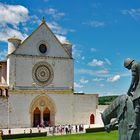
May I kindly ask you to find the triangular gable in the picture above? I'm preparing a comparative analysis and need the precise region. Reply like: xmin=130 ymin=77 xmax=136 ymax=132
xmin=12 ymin=21 xmax=71 ymax=58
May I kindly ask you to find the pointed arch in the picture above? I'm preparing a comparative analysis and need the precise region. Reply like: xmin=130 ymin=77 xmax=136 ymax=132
xmin=33 ymin=107 xmax=41 ymax=127
xmin=43 ymin=107 xmax=50 ymax=126
xmin=30 ymin=94 xmax=56 ymax=127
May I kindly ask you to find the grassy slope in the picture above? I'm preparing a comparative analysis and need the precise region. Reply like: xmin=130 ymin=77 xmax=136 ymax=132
xmin=11 ymin=131 xmax=118 ymax=140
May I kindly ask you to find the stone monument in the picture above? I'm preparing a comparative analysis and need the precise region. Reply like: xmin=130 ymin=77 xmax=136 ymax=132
xmin=101 ymin=58 xmax=140 ymax=140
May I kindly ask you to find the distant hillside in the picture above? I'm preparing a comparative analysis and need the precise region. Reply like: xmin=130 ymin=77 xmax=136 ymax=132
xmin=98 ymin=95 xmax=118 ymax=105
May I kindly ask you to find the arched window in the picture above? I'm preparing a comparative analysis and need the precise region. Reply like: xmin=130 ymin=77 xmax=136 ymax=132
xmin=90 ymin=114 xmax=95 ymax=124
xmin=33 ymin=107 xmax=41 ymax=127
xmin=43 ymin=107 xmax=50 ymax=126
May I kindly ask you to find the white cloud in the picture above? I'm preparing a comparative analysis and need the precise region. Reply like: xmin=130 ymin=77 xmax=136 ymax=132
xmin=77 ymin=68 xmax=109 ymax=77
xmin=29 ymin=15 xmax=41 ymax=25
xmin=77 ymin=69 xmax=94 ymax=75
xmin=0 ymin=3 xmax=29 ymax=42
xmin=74 ymin=82 xmax=83 ymax=88
xmin=48 ymin=21 xmax=75 ymax=35
xmin=0 ymin=49 xmax=7 ymax=60
xmin=120 ymin=72 xmax=131 ymax=77
xmin=99 ymin=91 xmax=119 ymax=96
xmin=48 ymin=21 xmax=69 ymax=35
xmin=96 ymin=69 xmax=108 ymax=74
xmin=88 ymin=58 xmax=111 ymax=67
xmin=72 ymin=44 xmax=83 ymax=62
xmin=83 ymin=20 xmax=105 ymax=28
xmin=55 ymin=34 xmax=68 ymax=43
xmin=47 ymin=21 xmax=75 ymax=43
xmin=88 ymin=59 xmax=104 ymax=66
xmin=93 ymin=78 xmax=104 ymax=82
xmin=81 ymin=56 xmax=85 ymax=60
xmin=99 ymin=84 xmax=105 ymax=87
xmin=0 ymin=3 xmax=29 ymax=27
xmin=80 ymin=78 xmax=89 ymax=84
xmin=0 ymin=3 xmax=72 ymax=45
xmin=104 ymin=58 xmax=111 ymax=65
xmin=47 ymin=8 xmax=65 ymax=19
xmin=39 ymin=8 xmax=65 ymax=20
xmin=107 ymin=75 xmax=121 ymax=82
xmin=0 ymin=25 xmax=27 ymax=42
xmin=91 ymin=48 xmax=97 ymax=52
xmin=122 ymin=8 xmax=140 ymax=20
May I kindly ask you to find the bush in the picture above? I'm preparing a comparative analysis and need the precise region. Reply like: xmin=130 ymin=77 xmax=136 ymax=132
xmin=99 ymin=96 xmax=118 ymax=105
xmin=2 ymin=132 xmax=47 ymax=140
xmin=86 ymin=126 xmax=118 ymax=133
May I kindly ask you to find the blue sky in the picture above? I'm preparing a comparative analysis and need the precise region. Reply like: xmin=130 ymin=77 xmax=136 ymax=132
xmin=0 ymin=0 xmax=140 ymax=96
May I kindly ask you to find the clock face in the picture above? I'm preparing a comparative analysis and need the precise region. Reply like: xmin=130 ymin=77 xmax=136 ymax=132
xmin=39 ymin=44 xmax=47 ymax=54
xmin=32 ymin=62 xmax=54 ymax=86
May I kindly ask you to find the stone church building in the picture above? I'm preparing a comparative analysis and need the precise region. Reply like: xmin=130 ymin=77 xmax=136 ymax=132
xmin=0 ymin=19 xmax=98 ymax=128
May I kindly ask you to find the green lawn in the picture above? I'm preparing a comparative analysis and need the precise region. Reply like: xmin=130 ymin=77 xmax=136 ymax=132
xmin=10 ymin=131 xmax=118 ymax=140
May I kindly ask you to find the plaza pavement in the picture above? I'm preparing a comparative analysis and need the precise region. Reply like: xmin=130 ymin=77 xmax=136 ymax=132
xmin=1 ymin=124 xmax=103 ymax=136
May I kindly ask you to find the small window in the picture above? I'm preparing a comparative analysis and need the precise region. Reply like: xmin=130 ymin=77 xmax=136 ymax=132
xmin=39 ymin=44 xmax=47 ymax=54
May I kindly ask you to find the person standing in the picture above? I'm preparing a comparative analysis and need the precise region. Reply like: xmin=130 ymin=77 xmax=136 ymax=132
xmin=75 ymin=125 xmax=78 ymax=133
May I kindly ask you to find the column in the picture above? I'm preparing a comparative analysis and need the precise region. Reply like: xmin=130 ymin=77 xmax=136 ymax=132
xmin=41 ymin=109 xmax=44 ymax=126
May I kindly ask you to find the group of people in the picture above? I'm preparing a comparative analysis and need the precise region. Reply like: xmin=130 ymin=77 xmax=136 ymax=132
xmin=0 ymin=124 xmax=84 ymax=136
xmin=48 ymin=124 xmax=84 ymax=135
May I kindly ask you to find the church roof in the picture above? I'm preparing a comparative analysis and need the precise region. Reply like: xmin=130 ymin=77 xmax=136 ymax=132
xmin=8 ymin=18 xmax=72 ymax=58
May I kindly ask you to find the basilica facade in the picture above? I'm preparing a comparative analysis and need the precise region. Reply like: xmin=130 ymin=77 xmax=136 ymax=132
xmin=0 ymin=19 xmax=98 ymax=128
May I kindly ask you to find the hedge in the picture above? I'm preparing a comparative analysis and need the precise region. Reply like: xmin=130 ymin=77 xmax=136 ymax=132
xmin=2 ymin=132 xmax=47 ymax=140
xmin=86 ymin=126 xmax=118 ymax=133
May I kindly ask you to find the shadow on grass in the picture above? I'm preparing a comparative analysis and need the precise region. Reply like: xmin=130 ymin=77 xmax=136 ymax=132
xmin=10 ymin=130 xmax=118 ymax=140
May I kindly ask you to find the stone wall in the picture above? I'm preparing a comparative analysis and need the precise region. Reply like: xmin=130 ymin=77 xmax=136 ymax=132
xmin=0 ymin=98 xmax=8 ymax=128
xmin=7 ymin=56 xmax=73 ymax=90
xmin=4 ymin=92 xmax=98 ymax=128
xmin=95 ymin=105 xmax=108 ymax=126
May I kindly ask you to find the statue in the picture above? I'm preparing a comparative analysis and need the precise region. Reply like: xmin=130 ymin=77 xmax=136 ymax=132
xmin=124 ymin=58 xmax=140 ymax=129
xmin=101 ymin=58 xmax=140 ymax=140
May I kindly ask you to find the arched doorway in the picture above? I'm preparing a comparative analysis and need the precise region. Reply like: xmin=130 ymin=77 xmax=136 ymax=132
xmin=33 ymin=107 xmax=41 ymax=127
xmin=90 ymin=114 xmax=95 ymax=124
xmin=30 ymin=95 xmax=56 ymax=127
xmin=43 ymin=107 xmax=50 ymax=126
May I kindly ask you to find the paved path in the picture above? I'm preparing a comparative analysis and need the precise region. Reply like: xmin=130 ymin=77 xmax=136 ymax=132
xmin=1 ymin=124 xmax=103 ymax=136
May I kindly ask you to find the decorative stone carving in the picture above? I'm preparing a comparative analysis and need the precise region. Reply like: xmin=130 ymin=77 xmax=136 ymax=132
xmin=39 ymin=100 xmax=46 ymax=107
xmin=32 ymin=62 xmax=54 ymax=86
